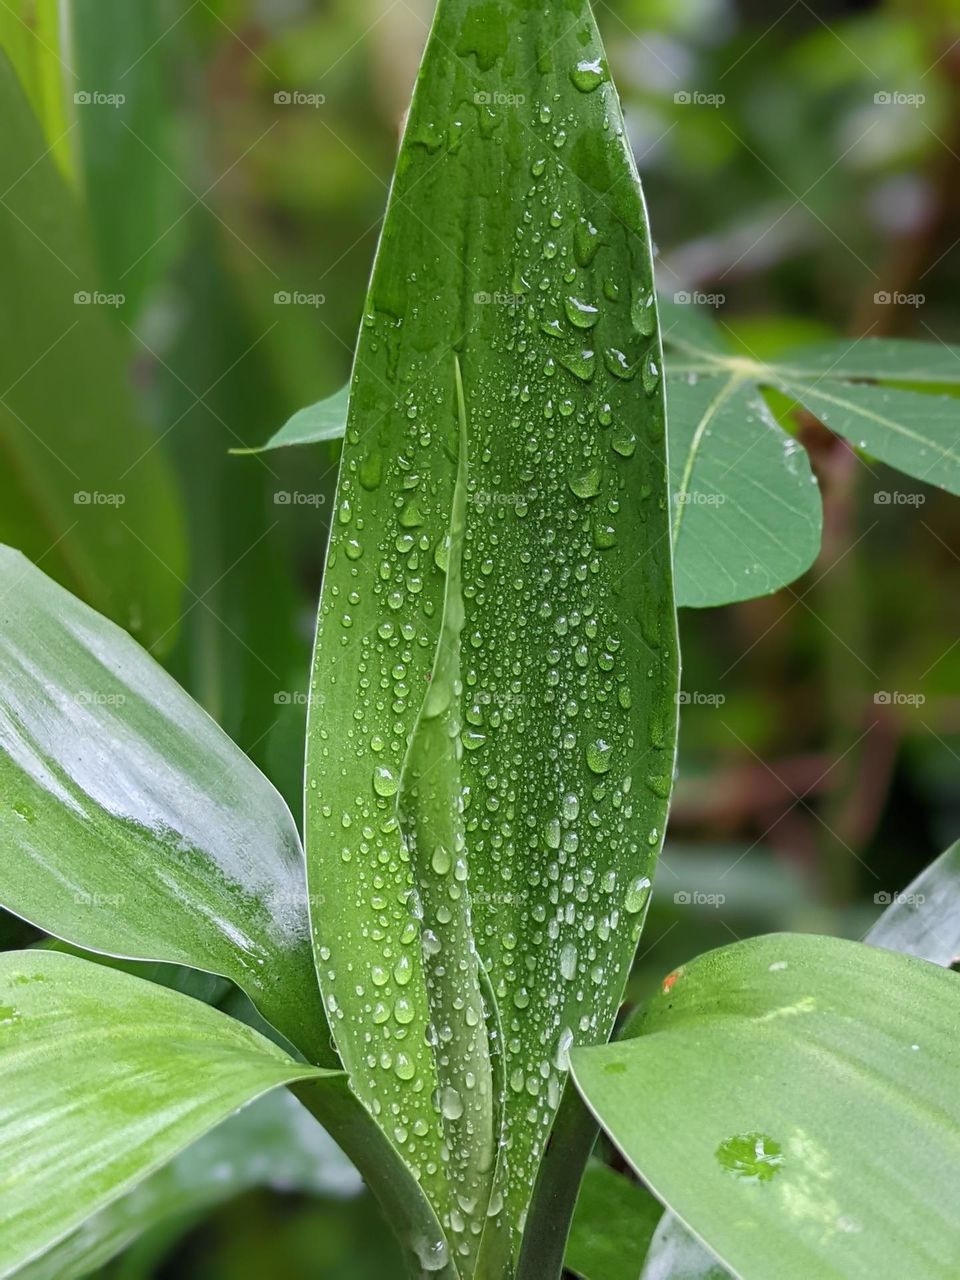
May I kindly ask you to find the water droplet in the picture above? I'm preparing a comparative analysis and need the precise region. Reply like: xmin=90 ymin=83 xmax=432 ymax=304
xmin=624 ymin=875 xmax=651 ymax=914
xmin=441 ymin=1086 xmax=464 ymax=1120
xmin=570 ymin=57 xmax=605 ymax=93
xmin=716 ymin=1132 xmax=785 ymax=1182
xmin=568 ymin=466 xmax=601 ymax=499
xmin=372 ymin=764 xmax=399 ymax=797
xmin=586 ymin=738 xmax=613 ymax=773
xmin=564 ymin=296 xmax=600 ymax=329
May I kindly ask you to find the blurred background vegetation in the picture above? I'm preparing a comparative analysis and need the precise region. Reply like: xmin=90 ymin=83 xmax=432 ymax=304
xmin=1 ymin=0 xmax=959 ymax=1274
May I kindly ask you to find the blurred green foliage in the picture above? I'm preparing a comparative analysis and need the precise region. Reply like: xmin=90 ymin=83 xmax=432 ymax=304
xmin=2 ymin=0 xmax=959 ymax=1274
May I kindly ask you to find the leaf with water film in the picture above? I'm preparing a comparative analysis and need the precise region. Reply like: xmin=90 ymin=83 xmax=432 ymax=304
xmin=304 ymin=0 xmax=678 ymax=1268
xmin=0 ymin=547 xmax=330 ymax=1065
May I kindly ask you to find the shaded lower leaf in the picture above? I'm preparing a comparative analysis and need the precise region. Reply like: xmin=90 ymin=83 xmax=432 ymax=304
xmin=0 ymin=547 xmax=330 ymax=1065
xmin=14 ymin=1090 xmax=360 ymax=1280
xmin=565 ymin=1161 xmax=661 ymax=1280
xmin=639 ymin=1214 xmax=730 ymax=1280
xmin=571 ymin=933 xmax=960 ymax=1280
xmin=0 ymin=950 xmax=337 ymax=1278
xmin=866 ymin=841 xmax=960 ymax=968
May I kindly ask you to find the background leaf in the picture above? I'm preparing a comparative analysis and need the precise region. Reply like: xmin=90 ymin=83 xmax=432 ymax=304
xmin=0 ymin=548 xmax=330 ymax=1064
xmin=234 ymin=385 xmax=350 ymax=455
xmin=304 ymin=0 xmax=679 ymax=1262
xmin=0 ymin=949 xmax=334 ymax=1279
xmin=0 ymin=53 xmax=185 ymax=648
xmin=565 ymin=1161 xmax=661 ymax=1280
xmin=865 ymin=840 xmax=960 ymax=968
xmin=572 ymin=933 xmax=960 ymax=1280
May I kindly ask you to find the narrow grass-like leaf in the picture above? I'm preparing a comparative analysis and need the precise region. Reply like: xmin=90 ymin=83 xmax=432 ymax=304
xmin=571 ymin=933 xmax=960 ymax=1280
xmin=0 ymin=950 xmax=338 ymax=1278
xmin=14 ymin=1091 xmax=360 ymax=1280
xmin=866 ymin=840 xmax=960 ymax=967
xmin=305 ymin=0 xmax=678 ymax=1265
xmin=0 ymin=547 xmax=330 ymax=1065
xmin=0 ymin=2 xmax=72 ymax=178
xmin=0 ymin=53 xmax=185 ymax=647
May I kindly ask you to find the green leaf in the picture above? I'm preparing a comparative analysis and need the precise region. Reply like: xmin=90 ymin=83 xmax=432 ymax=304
xmin=571 ymin=933 xmax=960 ymax=1280
xmin=0 ymin=547 xmax=330 ymax=1065
xmin=866 ymin=841 xmax=960 ymax=968
xmin=661 ymin=302 xmax=960 ymax=606
xmin=232 ymin=385 xmax=350 ymax=455
xmin=0 ymin=53 xmax=185 ymax=648
xmin=0 ymin=1 xmax=73 ymax=178
xmin=565 ymin=1161 xmax=661 ymax=1280
xmin=305 ymin=0 xmax=679 ymax=1267
xmin=0 ymin=949 xmax=336 ymax=1278
xmin=14 ymin=1090 xmax=360 ymax=1280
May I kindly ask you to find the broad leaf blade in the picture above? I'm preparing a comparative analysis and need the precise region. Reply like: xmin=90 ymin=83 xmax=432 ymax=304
xmin=0 ymin=547 xmax=330 ymax=1065
xmin=640 ymin=1214 xmax=730 ymax=1280
xmin=15 ymin=1091 xmax=360 ymax=1280
xmin=0 ymin=950 xmax=335 ymax=1278
xmin=669 ymin=374 xmax=820 ymax=607
xmin=572 ymin=933 xmax=960 ymax=1280
xmin=866 ymin=840 xmax=960 ymax=967
xmin=306 ymin=0 xmax=678 ymax=1263
xmin=0 ymin=53 xmax=185 ymax=648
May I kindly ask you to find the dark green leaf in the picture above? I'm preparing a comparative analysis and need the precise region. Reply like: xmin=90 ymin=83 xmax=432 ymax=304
xmin=565 ymin=1161 xmax=661 ymax=1280
xmin=305 ymin=0 xmax=678 ymax=1265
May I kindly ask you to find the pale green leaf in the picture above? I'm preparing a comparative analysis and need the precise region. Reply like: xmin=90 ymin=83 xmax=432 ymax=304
xmin=866 ymin=841 xmax=960 ymax=967
xmin=0 ymin=1 xmax=73 ymax=178
xmin=0 ymin=547 xmax=330 ymax=1065
xmin=232 ymin=385 xmax=350 ymax=455
xmin=0 ymin=950 xmax=336 ymax=1279
xmin=639 ymin=1214 xmax=730 ymax=1280
xmin=305 ymin=0 xmax=678 ymax=1267
xmin=0 ymin=53 xmax=185 ymax=647
xmin=14 ymin=1090 xmax=360 ymax=1280
xmin=572 ymin=933 xmax=960 ymax=1280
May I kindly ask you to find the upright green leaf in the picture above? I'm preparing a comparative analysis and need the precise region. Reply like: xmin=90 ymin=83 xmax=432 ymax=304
xmin=15 ymin=1090 xmax=360 ymax=1280
xmin=0 ymin=54 xmax=185 ymax=647
xmin=0 ymin=1 xmax=73 ymax=177
xmin=305 ymin=0 xmax=678 ymax=1265
xmin=572 ymin=933 xmax=960 ymax=1280
xmin=0 ymin=548 xmax=329 ymax=1064
xmin=0 ymin=950 xmax=336 ymax=1278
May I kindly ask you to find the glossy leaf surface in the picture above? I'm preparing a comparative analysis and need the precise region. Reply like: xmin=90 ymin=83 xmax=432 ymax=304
xmin=305 ymin=0 xmax=678 ymax=1265
xmin=0 ymin=950 xmax=334 ymax=1278
xmin=866 ymin=840 xmax=960 ymax=968
xmin=572 ymin=933 xmax=960 ymax=1280
xmin=0 ymin=547 xmax=330 ymax=1064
